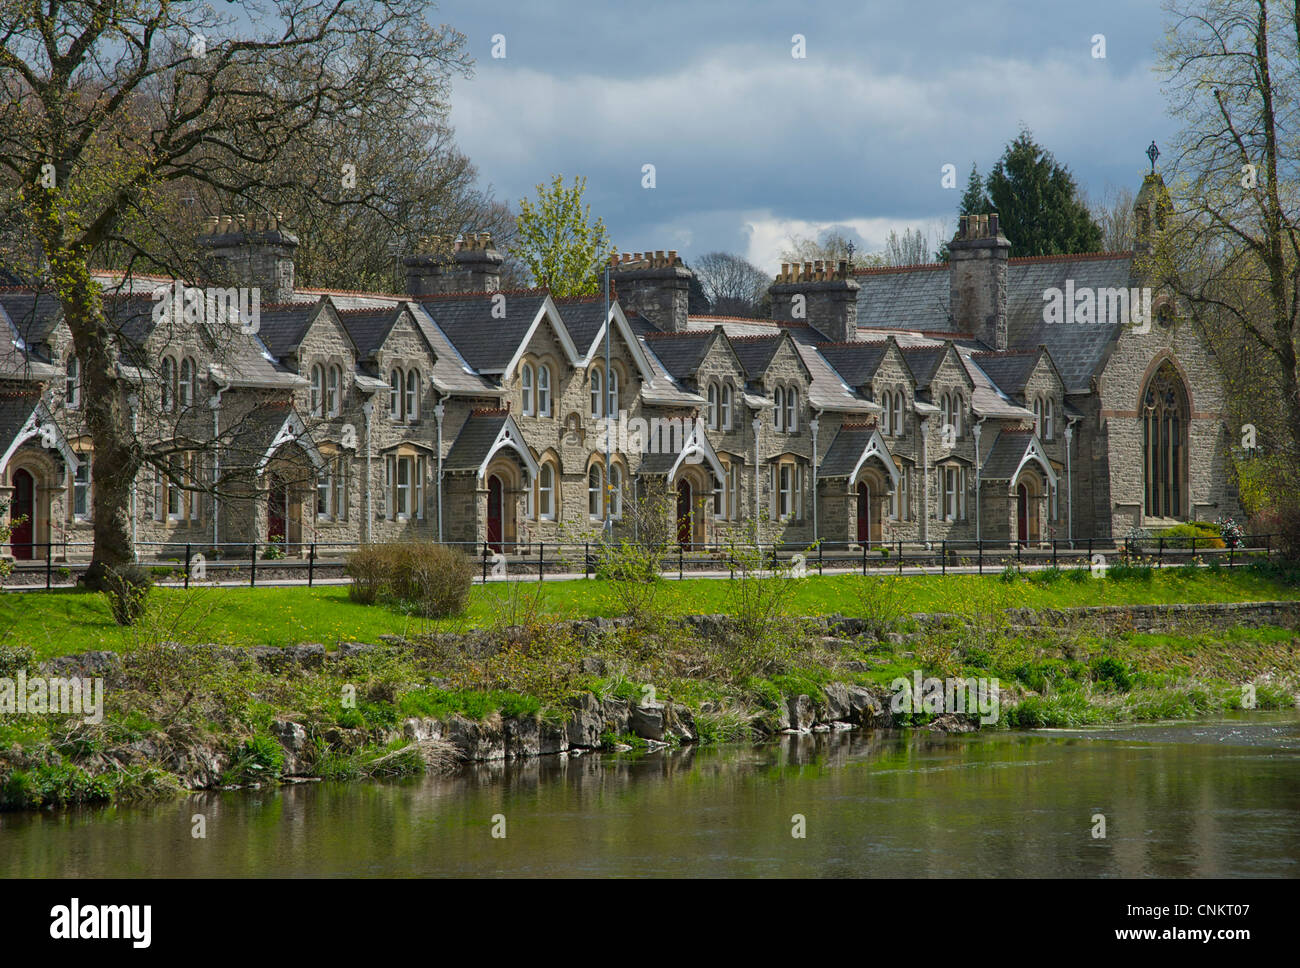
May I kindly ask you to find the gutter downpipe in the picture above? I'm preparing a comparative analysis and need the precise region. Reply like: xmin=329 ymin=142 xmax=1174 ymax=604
xmin=973 ymin=417 xmax=984 ymax=546
xmin=752 ymin=414 xmax=762 ymax=551
xmin=362 ymin=400 xmax=374 ymax=544
xmin=810 ymin=414 xmax=820 ymax=551
xmin=1066 ymin=419 xmax=1077 ymax=549
xmin=434 ymin=399 xmax=445 ymax=543
xmin=210 ymin=379 xmax=231 ymax=548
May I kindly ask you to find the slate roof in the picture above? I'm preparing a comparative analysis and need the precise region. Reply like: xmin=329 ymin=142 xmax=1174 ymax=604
xmin=444 ymin=409 xmax=508 ymax=473
xmin=220 ymin=401 xmax=301 ymax=470
xmin=0 ymin=391 xmax=41 ymax=450
xmin=981 ymin=430 xmax=1037 ymax=480
xmin=819 ymin=425 xmax=876 ymax=479
xmin=337 ymin=306 xmax=401 ymax=361
xmin=0 ymin=290 xmax=62 ymax=347
xmin=641 ymin=330 xmax=715 ymax=380
xmin=257 ymin=303 xmax=321 ymax=359
xmin=968 ymin=350 xmax=1040 ymax=403
xmin=815 ymin=340 xmax=892 ymax=388
xmin=853 ymin=252 xmax=1133 ymax=393
xmin=898 ymin=345 xmax=949 ymax=390
xmin=421 ymin=292 xmax=549 ymax=373
xmin=727 ymin=334 xmax=783 ymax=377
xmin=552 ymin=297 xmax=607 ymax=358
xmin=623 ymin=313 xmax=706 ymax=406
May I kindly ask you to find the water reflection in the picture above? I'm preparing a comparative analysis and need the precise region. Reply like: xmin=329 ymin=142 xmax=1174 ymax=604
xmin=3 ymin=713 xmax=1298 ymax=878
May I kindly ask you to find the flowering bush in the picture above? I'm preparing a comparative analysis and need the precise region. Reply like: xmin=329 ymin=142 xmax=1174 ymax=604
xmin=1216 ymin=515 xmax=1245 ymax=545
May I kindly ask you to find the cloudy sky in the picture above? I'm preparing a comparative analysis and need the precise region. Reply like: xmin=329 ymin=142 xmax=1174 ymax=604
xmin=443 ymin=1 xmax=1177 ymax=274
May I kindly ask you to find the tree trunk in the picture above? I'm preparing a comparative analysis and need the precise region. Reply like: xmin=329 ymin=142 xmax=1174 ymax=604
xmin=53 ymin=261 xmax=143 ymax=588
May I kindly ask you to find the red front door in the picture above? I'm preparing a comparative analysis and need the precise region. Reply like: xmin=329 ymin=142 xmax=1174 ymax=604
xmin=1016 ymin=483 xmax=1028 ymax=546
xmin=9 ymin=468 xmax=33 ymax=559
xmin=856 ymin=481 xmax=870 ymax=545
xmin=486 ymin=474 xmax=504 ymax=551
xmin=676 ymin=479 xmax=692 ymax=549
xmin=268 ymin=476 xmax=287 ymax=542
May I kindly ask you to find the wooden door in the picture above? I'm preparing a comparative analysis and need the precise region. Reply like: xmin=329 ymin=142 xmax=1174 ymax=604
xmin=487 ymin=474 xmax=504 ymax=551
xmin=676 ymin=479 xmax=692 ymax=549
xmin=1016 ymin=483 xmax=1028 ymax=547
xmin=856 ymin=481 xmax=870 ymax=545
xmin=10 ymin=468 xmax=34 ymax=560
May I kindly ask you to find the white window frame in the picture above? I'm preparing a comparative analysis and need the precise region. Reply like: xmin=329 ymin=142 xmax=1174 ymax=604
xmin=311 ymin=364 xmax=324 ymax=417
xmin=521 ymin=362 xmax=534 ymax=416
xmin=774 ymin=387 xmax=785 ymax=431
xmin=590 ymin=368 xmax=603 ymax=419
xmin=162 ymin=357 xmax=176 ymax=412
xmin=539 ymin=463 xmax=556 ymax=520
xmin=785 ymin=387 xmax=798 ymax=433
xmin=72 ymin=455 xmax=91 ymax=521
xmin=588 ymin=463 xmax=603 ymax=519
xmin=405 ymin=369 xmax=420 ymax=422
xmin=538 ymin=364 xmax=552 ymax=417
xmin=892 ymin=391 xmax=904 ymax=437
xmin=707 ymin=383 xmax=718 ymax=430
xmin=607 ymin=366 xmax=618 ymax=418
xmin=389 ymin=368 xmax=403 ymax=421
xmin=327 ymin=365 xmax=341 ymax=417
xmin=720 ymin=383 xmax=732 ymax=430
xmin=66 ymin=355 xmax=81 ymax=409
xmin=609 ymin=464 xmax=623 ymax=519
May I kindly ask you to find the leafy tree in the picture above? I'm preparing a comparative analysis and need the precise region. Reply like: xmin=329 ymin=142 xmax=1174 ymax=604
xmin=509 ymin=174 xmax=612 ymax=297
xmin=983 ymin=130 xmax=1102 ymax=256
xmin=881 ymin=228 xmax=934 ymax=266
xmin=960 ymin=164 xmax=990 ymax=216
xmin=1153 ymin=0 xmax=1300 ymax=556
xmin=691 ymin=251 xmax=769 ymax=316
xmin=780 ymin=229 xmax=858 ymax=265
xmin=0 ymin=0 xmax=470 ymax=588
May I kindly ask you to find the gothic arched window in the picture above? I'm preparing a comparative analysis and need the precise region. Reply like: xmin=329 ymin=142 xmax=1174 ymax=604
xmin=1142 ymin=361 xmax=1188 ymax=519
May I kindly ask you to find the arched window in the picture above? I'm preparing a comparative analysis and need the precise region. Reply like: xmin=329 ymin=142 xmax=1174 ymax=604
xmin=327 ymin=365 xmax=341 ymax=416
xmin=1032 ymin=397 xmax=1043 ymax=437
xmin=720 ymin=383 xmax=733 ymax=430
xmin=892 ymin=391 xmax=903 ymax=437
xmin=609 ymin=464 xmax=623 ymax=519
xmin=179 ymin=357 xmax=195 ymax=408
xmin=880 ymin=390 xmax=891 ymax=436
xmin=1043 ymin=397 xmax=1054 ymax=441
xmin=389 ymin=368 xmax=403 ymax=421
xmin=66 ymin=355 xmax=81 ymax=409
xmin=405 ymin=369 xmax=420 ymax=421
xmin=607 ymin=366 xmax=619 ymax=417
xmin=161 ymin=357 xmax=176 ymax=412
xmin=588 ymin=463 xmax=604 ymax=518
xmin=521 ymin=362 xmax=534 ymax=416
xmin=537 ymin=365 xmax=552 ymax=417
xmin=539 ymin=462 xmax=556 ymax=520
xmin=311 ymin=364 xmax=324 ymax=417
xmin=707 ymin=383 xmax=718 ymax=429
xmin=785 ymin=387 xmax=798 ymax=432
xmin=590 ymin=367 xmax=603 ymax=419
xmin=1143 ymin=361 xmax=1188 ymax=518
xmin=953 ymin=393 xmax=963 ymax=437
xmin=774 ymin=386 xmax=785 ymax=431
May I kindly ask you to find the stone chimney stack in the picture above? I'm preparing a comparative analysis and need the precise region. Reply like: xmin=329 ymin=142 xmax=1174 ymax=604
xmin=403 ymin=233 xmax=504 ymax=295
xmin=199 ymin=213 xmax=298 ymax=304
xmin=948 ymin=212 xmax=1011 ymax=351
xmin=608 ymin=250 xmax=693 ymax=333
xmin=768 ymin=259 xmax=860 ymax=341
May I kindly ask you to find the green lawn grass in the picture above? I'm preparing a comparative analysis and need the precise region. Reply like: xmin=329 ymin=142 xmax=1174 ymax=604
xmin=1 ymin=568 xmax=1296 ymax=661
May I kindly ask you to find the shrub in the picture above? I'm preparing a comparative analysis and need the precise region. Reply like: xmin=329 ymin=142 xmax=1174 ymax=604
xmin=1158 ymin=521 xmax=1223 ymax=549
xmin=98 ymin=564 xmax=153 ymax=626
xmin=1090 ymin=655 xmax=1134 ymax=691
xmin=346 ymin=542 xmax=475 ymax=617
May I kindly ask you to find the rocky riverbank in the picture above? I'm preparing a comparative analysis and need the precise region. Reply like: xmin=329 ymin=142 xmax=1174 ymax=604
xmin=3 ymin=602 xmax=1298 ymax=810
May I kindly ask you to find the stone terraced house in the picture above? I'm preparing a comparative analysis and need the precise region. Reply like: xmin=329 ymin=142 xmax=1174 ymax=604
xmin=0 ymin=171 xmax=1241 ymax=560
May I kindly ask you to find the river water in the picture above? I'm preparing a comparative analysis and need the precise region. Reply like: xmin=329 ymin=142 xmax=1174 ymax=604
xmin=3 ymin=712 xmax=1298 ymax=877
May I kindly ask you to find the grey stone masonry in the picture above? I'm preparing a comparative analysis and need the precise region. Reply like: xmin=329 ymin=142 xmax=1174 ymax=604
xmin=609 ymin=251 xmax=692 ymax=333
xmin=199 ymin=213 xmax=298 ymax=304
xmin=769 ymin=260 xmax=860 ymax=342
xmin=403 ymin=233 xmax=503 ymax=296
xmin=948 ymin=213 xmax=1010 ymax=350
